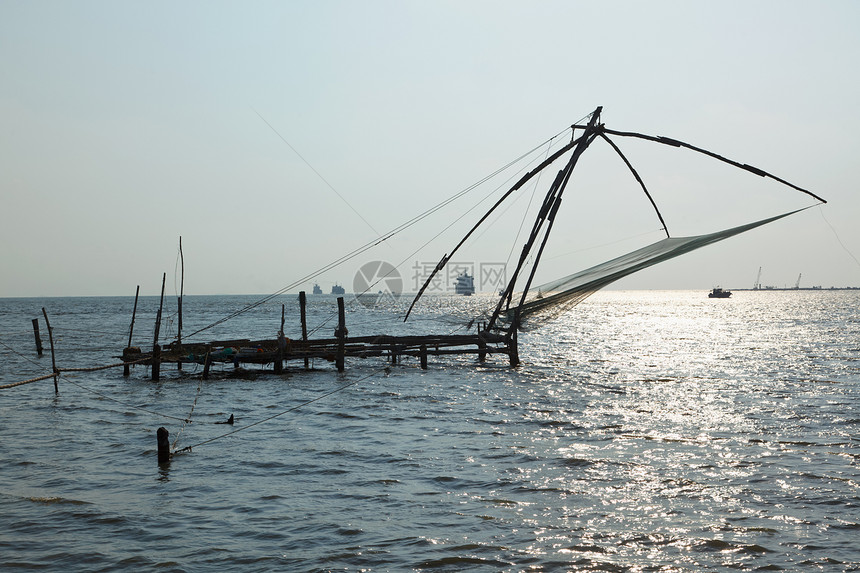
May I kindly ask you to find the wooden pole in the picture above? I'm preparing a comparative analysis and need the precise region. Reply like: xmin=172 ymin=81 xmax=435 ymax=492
xmin=420 ymin=344 xmax=428 ymax=370
xmin=274 ymin=304 xmax=285 ymax=374
xmin=403 ymin=114 xmax=601 ymax=322
xmin=486 ymin=108 xmax=603 ymax=333
xmin=41 ymin=308 xmax=58 ymax=393
xmin=157 ymin=427 xmax=170 ymax=464
xmin=152 ymin=273 xmax=166 ymax=381
xmin=508 ymin=316 xmax=520 ymax=367
xmin=202 ymin=350 xmax=212 ymax=380
xmin=124 ymin=285 xmax=140 ymax=376
xmin=299 ymin=291 xmax=309 ymax=368
xmin=32 ymin=318 xmax=43 ymax=356
xmin=152 ymin=345 xmax=161 ymax=380
xmin=177 ymin=237 xmax=184 ymax=372
xmin=336 ymin=296 xmax=345 ymax=372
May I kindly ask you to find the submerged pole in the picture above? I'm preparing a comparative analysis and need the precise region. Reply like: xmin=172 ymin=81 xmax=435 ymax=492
xmin=157 ymin=427 xmax=170 ymax=464
xmin=124 ymin=285 xmax=140 ymax=376
xmin=41 ymin=308 xmax=58 ymax=393
xmin=32 ymin=318 xmax=43 ymax=356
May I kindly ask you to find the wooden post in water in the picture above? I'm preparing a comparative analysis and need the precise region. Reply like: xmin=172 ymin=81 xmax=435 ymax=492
xmin=177 ymin=237 xmax=184 ymax=372
xmin=508 ymin=319 xmax=520 ymax=367
xmin=157 ymin=427 xmax=170 ymax=464
xmin=202 ymin=350 xmax=212 ymax=380
xmin=274 ymin=304 xmax=285 ymax=374
xmin=335 ymin=297 xmax=345 ymax=372
xmin=124 ymin=285 xmax=140 ymax=376
xmin=152 ymin=273 xmax=166 ymax=381
xmin=32 ymin=318 xmax=43 ymax=356
xmin=420 ymin=344 xmax=428 ymax=370
xmin=41 ymin=308 xmax=58 ymax=393
xmin=151 ymin=345 xmax=162 ymax=380
xmin=299 ymin=291 xmax=309 ymax=369
xmin=477 ymin=322 xmax=487 ymax=363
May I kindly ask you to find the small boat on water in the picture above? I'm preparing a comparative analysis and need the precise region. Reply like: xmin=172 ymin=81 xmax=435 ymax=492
xmin=312 ymin=283 xmax=323 ymax=295
xmin=708 ymin=287 xmax=732 ymax=298
xmin=331 ymin=284 xmax=345 ymax=295
xmin=454 ymin=272 xmax=475 ymax=296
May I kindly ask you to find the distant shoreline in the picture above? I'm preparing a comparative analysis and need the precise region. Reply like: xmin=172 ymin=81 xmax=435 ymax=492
xmin=729 ymin=287 xmax=860 ymax=292
xmin=2 ymin=287 xmax=860 ymax=299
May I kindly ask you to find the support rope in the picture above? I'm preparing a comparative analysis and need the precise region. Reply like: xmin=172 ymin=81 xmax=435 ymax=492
xmin=172 ymin=377 xmax=205 ymax=450
xmin=0 ymin=373 xmax=56 ymax=389
xmin=182 ymin=128 xmax=571 ymax=341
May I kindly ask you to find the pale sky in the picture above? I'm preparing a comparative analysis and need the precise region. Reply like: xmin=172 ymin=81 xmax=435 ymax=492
xmin=2 ymin=0 xmax=858 ymax=297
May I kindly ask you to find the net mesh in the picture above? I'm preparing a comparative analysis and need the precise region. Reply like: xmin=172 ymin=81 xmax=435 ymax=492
xmin=500 ymin=208 xmax=806 ymax=328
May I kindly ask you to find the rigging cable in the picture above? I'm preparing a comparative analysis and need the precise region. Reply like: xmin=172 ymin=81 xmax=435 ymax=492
xmin=817 ymin=205 xmax=860 ymax=272
xmin=173 ymin=366 xmax=390 ymax=455
xmin=254 ymin=109 xmax=381 ymax=237
xmin=299 ymin=148 xmax=556 ymax=338
xmin=183 ymin=127 xmax=571 ymax=340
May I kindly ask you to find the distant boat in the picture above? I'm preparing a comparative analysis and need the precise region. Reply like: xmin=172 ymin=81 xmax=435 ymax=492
xmin=312 ymin=283 xmax=323 ymax=295
xmin=708 ymin=287 xmax=732 ymax=298
xmin=331 ymin=284 xmax=345 ymax=295
xmin=454 ymin=272 xmax=475 ymax=296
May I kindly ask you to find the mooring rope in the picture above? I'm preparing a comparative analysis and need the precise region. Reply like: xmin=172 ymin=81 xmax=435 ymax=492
xmin=0 ymin=358 xmax=151 ymax=390
xmin=0 ymin=372 xmax=57 ymax=389
xmin=58 ymin=358 xmax=149 ymax=373
xmin=0 ymin=351 xmax=227 ymax=426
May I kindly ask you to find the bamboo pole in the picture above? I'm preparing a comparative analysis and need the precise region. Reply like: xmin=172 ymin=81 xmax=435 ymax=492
xmin=41 ymin=308 xmax=58 ymax=393
xmin=152 ymin=273 xmax=166 ymax=381
xmin=177 ymin=237 xmax=184 ymax=371
xmin=32 ymin=318 xmax=43 ymax=356
xmin=488 ymin=109 xmax=603 ymax=333
xmin=404 ymin=126 xmax=597 ymax=322
xmin=124 ymin=285 xmax=140 ymax=376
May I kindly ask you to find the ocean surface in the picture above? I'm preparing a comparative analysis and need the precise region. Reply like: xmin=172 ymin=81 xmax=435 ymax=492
xmin=1 ymin=290 xmax=858 ymax=572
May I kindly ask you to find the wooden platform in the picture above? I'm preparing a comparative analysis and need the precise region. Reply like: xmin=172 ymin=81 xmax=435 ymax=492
xmin=124 ymin=330 xmax=517 ymax=378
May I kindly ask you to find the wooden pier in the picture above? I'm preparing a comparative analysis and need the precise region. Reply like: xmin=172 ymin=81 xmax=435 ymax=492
xmin=123 ymin=293 xmax=519 ymax=380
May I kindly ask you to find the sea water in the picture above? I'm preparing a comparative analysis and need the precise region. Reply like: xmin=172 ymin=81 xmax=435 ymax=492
xmin=0 ymin=290 xmax=858 ymax=571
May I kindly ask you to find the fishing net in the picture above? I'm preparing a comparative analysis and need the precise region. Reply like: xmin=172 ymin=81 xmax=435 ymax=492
xmin=503 ymin=208 xmax=807 ymax=328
